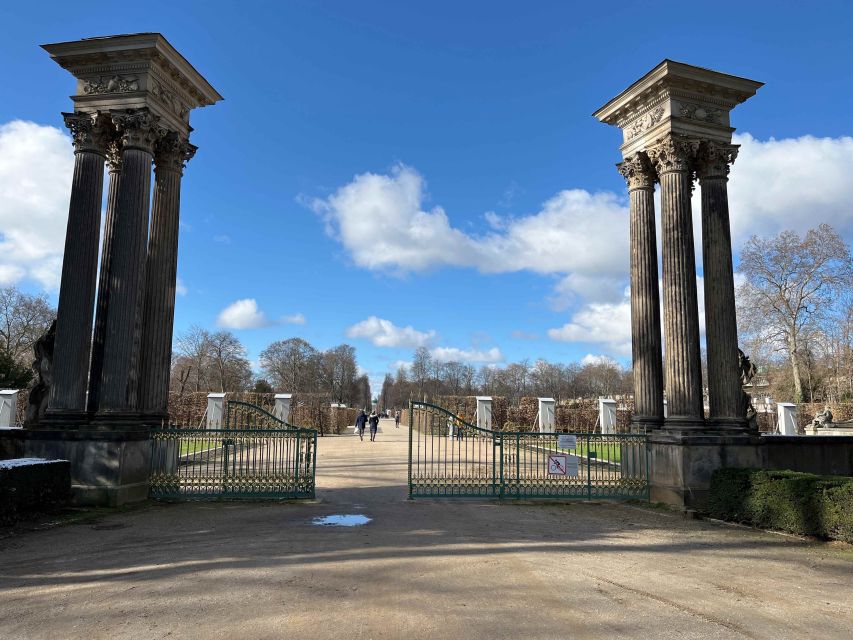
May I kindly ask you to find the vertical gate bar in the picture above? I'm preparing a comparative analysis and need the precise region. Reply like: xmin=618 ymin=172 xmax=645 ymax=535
xmin=516 ymin=433 xmax=520 ymax=499
xmin=408 ymin=401 xmax=414 ymax=499
xmin=587 ymin=432 xmax=592 ymax=500
xmin=294 ymin=431 xmax=300 ymax=498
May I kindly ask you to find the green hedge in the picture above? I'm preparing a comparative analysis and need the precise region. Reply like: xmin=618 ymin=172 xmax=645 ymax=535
xmin=709 ymin=468 xmax=853 ymax=543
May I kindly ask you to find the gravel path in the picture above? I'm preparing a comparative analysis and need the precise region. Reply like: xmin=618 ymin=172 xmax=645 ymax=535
xmin=1 ymin=419 xmax=851 ymax=639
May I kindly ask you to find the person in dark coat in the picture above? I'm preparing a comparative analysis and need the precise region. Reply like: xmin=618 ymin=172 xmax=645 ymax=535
xmin=355 ymin=409 xmax=368 ymax=441
xmin=368 ymin=410 xmax=379 ymax=442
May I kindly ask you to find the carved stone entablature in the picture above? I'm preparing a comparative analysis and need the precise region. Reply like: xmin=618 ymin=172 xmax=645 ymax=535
xmin=617 ymin=153 xmax=655 ymax=190
xmin=678 ymin=101 xmax=723 ymax=125
xmin=111 ymin=108 xmax=162 ymax=154
xmin=82 ymin=74 xmax=139 ymax=95
xmin=150 ymin=78 xmax=190 ymax=123
xmin=154 ymin=131 xmax=196 ymax=174
xmin=696 ymin=141 xmax=739 ymax=180
xmin=62 ymin=111 xmax=109 ymax=154
xmin=626 ymin=106 xmax=666 ymax=141
xmin=646 ymin=134 xmax=700 ymax=175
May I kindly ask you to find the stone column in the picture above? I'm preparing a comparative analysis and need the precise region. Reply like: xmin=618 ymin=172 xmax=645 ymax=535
xmin=618 ymin=153 xmax=664 ymax=429
xmin=97 ymin=109 xmax=160 ymax=418
xmin=87 ymin=139 xmax=122 ymax=414
xmin=47 ymin=112 xmax=106 ymax=420
xmin=139 ymin=133 xmax=195 ymax=423
xmin=647 ymin=135 xmax=704 ymax=426
xmin=698 ymin=142 xmax=747 ymax=429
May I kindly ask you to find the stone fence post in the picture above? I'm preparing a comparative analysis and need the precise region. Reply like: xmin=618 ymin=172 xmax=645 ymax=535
xmin=207 ymin=393 xmax=226 ymax=429
xmin=274 ymin=393 xmax=292 ymax=423
xmin=476 ymin=396 xmax=492 ymax=431
xmin=599 ymin=398 xmax=617 ymax=434
xmin=0 ymin=390 xmax=19 ymax=428
xmin=776 ymin=403 xmax=798 ymax=435
xmin=538 ymin=397 xmax=555 ymax=433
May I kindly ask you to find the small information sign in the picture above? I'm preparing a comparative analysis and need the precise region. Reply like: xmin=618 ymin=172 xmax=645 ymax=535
xmin=557 ymin=434 xmax=577 ymax=450
xmin=547 ymin=454 xmax=579 ymax=476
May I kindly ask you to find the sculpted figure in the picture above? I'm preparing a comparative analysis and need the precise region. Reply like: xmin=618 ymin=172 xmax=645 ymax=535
xmin=24 ymin=320 xmax=56 ymax=426
xmin=812 ymin=405 xmax=833 ymax=428
xmin=737 ymin=348 xmax=758 ymax=430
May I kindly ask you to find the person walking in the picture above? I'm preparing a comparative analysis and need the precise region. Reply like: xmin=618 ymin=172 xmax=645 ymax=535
xmin=368 ymin=410 xmax=379 ymax=442
xmin=355 ymin=409 xmax=367 ymax=441
xmin=394 ymin=410 xmax=401 ymax=428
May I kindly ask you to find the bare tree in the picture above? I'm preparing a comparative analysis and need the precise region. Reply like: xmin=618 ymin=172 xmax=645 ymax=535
xmin=259 ymin=337 xmax=320 ymax=392
xmin=0 ymin=286 xmax=55 ymax=363
xmin=738 ymin=224 xmax=853 ymax=402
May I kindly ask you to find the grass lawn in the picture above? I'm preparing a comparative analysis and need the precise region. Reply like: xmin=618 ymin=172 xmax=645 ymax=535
xmin=180 ymin=439 xmax=219 ymax=456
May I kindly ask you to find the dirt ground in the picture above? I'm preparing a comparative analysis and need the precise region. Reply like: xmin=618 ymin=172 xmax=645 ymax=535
xmin=1 ymin=418 xmax=851 ymax=639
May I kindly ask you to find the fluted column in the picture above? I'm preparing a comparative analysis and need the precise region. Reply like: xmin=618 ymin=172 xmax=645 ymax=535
xmin=698 ymin=142 xmax=746 ymax=429
xmin=139 ymin=133 xmax=196 ymax=422
xmin=647 ymin=135 xmax=704 ymax=426
xmin=46 ymin=113 xmax=107 ymax=420
xmin=97 ymin=108 xmax=160 ymax=418
xmin=87 ymin=140 xmax=122 ymax=414
xmin=618 ymin=153 xmax=664 ymax=429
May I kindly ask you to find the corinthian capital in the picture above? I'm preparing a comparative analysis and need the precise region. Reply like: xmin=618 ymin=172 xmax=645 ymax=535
xmin=62 ymin=111 xmax=109 ymax=154
xmin=696 ymin=142 xmax=739 ymax=180
xmin=646 ymin=134 xmax=700 ymax=175
xmin=110 ymin=108 xmax=162 ymax=154
xmin=154 ymin=131 xmax=197 ymax=174
xmin=617 ymin=152 xmax=655 ymax=190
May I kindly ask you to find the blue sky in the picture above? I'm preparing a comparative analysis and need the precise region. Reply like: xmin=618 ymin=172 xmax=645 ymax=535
xmin=2 ymin=1 xmax=853 ymax=393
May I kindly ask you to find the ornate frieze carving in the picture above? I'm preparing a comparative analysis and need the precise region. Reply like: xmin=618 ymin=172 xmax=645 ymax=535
xmin=646 ymin=134 xmax=700 ymax=175
xmin=617 ymin=153 xmax=655 ymax=190
xmin=696 ymin=141 xmax=739 ymax=179
xmin=150 ymin=79 xmax=190 ymax=122
xmin=111 ymin=108 xmax=162 ymax=153
xmin=626 ymin=106 xmax=665 ymax=141
xmin=82 ymin=74 xmax=139 ymax=95
xmin=678 ymin=101 xmax=724 ymax=124
xmin=154 ymin=131 xmax=196 ymax=174
xmin=62 ymin=111 xmax=109 ymax=154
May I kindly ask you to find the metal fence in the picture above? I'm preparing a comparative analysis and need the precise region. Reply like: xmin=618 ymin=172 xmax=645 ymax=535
xmin=150 ymin=401 xmax=317 ymax=500
xmin=408 ymin=401 xmax=648 ymax=501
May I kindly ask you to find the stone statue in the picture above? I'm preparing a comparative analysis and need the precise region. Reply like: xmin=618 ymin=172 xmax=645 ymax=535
xmin=738 ymin=348 xmax=758 ymax=430
xmin=812 ymin=406 xmax=833 ymax=428
xmin=24 ymin=320 xmax=56 ymax=426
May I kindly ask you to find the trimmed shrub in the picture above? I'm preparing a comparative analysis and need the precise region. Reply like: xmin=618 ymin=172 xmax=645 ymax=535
xmin=709 ymin=468 xmax=853 ymax=542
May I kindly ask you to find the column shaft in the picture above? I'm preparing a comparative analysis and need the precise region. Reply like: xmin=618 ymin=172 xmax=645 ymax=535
xmin=97 ymin=144 xmax=154 ymax=415
xmin=139 ymin=138 xmax=188 ymax=420
xmin=649 ymin=136 xmax=704 ymax=424
xmin=619 ymin=155 xmax=664 ymax=428
xmin=87 ymin=145 xmax=121 ymax=414
xmin=700 ymin=144 xmax=744 ymax=425
xmin=48 ymin=114 xmax=105 ymax=417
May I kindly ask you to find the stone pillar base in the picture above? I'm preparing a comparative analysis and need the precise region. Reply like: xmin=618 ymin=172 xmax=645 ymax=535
xmin=630 ymin=415 xmax=664 ymax=432
xmin=38 ymin=409 xmax=91 ymax=429
xmin=24 ymin=428 xmax=150 ymax=506
xmin=706 ymin=416 xmax=754 ymax=434
xmin=649 ymin=431 xmax=762 ymax=509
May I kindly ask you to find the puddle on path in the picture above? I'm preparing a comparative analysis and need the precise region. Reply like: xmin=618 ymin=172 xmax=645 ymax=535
xmin=312 ymin=514 xmax=371 ymax=527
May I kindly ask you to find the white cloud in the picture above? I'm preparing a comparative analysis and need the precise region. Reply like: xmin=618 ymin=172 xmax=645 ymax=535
xmin=391 ymin=359 xmax=412 ymax=371
xmin=312 ymin=164 xmax=628 ymax=301
xmin=547 ymin=295 xmax=633 ymax=356
xmin=176 ymin=277 xmax=188 ymax=296
xmin=282 ymin=313 xmax=306 ymax=325
xmin=581 ymin=354 xmax=619 ymax=367
xmin=346 ymin=316 xmax=436 ymax=348
xmin=213 ymin=234 xmax=231 ymax=244
xmin=216 ymin=299 xmax=271 ymax=329
xmin=0 ymin=120 xmax=74 ymax=290
xmin=430 ymin=346 xmax=504 ymax=364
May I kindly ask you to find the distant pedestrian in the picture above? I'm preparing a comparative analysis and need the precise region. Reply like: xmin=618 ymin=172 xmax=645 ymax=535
xmin=394 ymin=410 xmax=401 ymax=428
xmin=368 ymin=410 xmax=379 ymax=442
xmin=355 ymin=409 xmax=367 ymax=441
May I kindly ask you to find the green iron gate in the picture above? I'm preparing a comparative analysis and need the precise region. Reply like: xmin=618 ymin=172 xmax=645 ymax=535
xmin=408 ymin=401 xmax=649 ymax=500
xmin=150 ymin=401 xmax=317 ymax=500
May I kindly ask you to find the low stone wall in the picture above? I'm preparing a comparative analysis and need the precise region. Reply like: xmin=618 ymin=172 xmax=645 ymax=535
xmin=760 ymin=435 xmax=853 ymax=476
xmin=0 ymin=458 xmax=70 ymax=524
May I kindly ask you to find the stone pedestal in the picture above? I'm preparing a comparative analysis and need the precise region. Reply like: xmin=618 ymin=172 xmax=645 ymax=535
xmin=24 ymin=429 xmax=150 ymax=506
xmin=538 ymin=397 xmax=555 ymax=433
xmin=207 ymin=393 xmax=226 ymax=429
xmin=274 ymin=394 xmax=293 ymax=423
xmin=0 ymin=390 xmax=18 ymax=428
xmin=599 ymin=398 xmax=617 ymax=434
xmin=476 ymin=396 xmax=492 ymax=431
